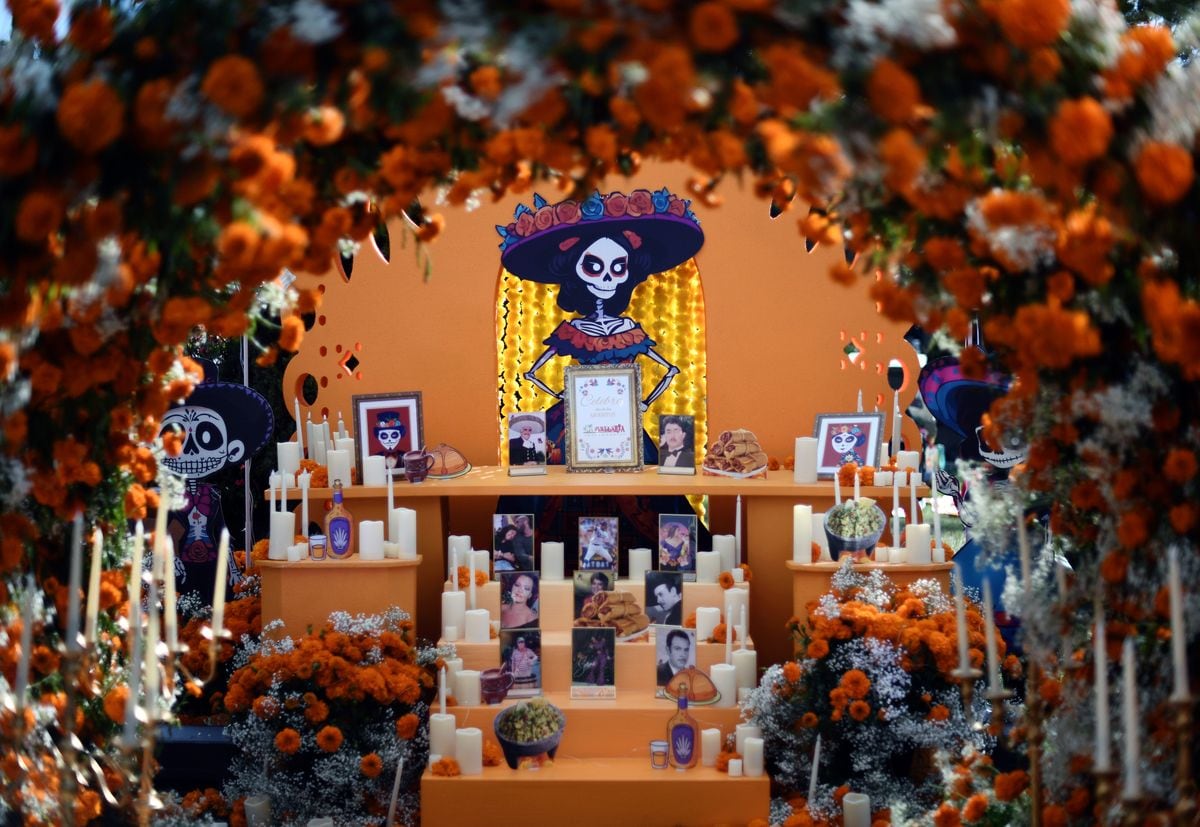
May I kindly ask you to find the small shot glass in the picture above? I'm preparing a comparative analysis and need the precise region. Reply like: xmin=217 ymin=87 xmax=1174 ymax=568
xmin=649 ymin=740 xmax=669 ymax=769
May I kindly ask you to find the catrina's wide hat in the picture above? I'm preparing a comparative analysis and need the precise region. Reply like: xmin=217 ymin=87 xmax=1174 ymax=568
xmin=172 ymin=358 xmax=274 ymax=457
xmin=918 ymin=354 xmax=1010 ymax=440
xmin=498 ymin=189 xmax=705 ymax=282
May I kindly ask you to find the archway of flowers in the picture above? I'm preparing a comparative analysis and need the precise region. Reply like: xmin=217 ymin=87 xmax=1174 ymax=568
xmin=1 ymin=0 xmax=1197 ymax=824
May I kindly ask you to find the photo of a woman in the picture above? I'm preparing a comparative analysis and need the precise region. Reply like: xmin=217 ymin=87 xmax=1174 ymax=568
xmin=492 ymin=513 xmax=535 ymax=572
xmin=658 ymin=518 xmax=695 ymax=571
xmin=500 ymin=572 xmax=540 ymax=630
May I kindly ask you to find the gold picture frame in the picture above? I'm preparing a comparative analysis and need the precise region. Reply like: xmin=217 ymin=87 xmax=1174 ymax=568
xmin=563 ymin=364 xmax=643 ymax=472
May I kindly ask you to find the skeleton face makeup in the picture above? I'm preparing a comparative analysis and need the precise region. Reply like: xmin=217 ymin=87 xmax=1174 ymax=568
xmin=975 ymin=425 xmax=1027 ymax=468
xmin=831 ymin=431 xmax=858 ymax=455
xmin=576 ymin=237 xmax=629 ymax=300
xmin=159 ymin=405 xmax=245 ymax=478
xmin=375 ymin=428 xmax=403 ymax=451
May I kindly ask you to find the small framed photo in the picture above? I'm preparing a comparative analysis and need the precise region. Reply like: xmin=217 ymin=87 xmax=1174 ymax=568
xmin=500 ymin=571 xmax=540 ymax=630
xmin=658 ymin=514 xmax=698 ymax=580
xmin=572 ymin=627 xmax=616 ymax=699
xmin=506 ymin=411 xmax=548 ymax=477
xmin=657 ymin=414 xmax=696 ymax=475
xmin=578 ymin=517 xmax=618 ymax=570
xmin=351 ymin=392 xmax=424 ymax=481
xmin=813 ymin=412 xmax=887 ymax=478
xmin=574 ymin=569 xmax=614 ymax=622
xmin=501 ymin=630 xmax=542 ymax=698
xmin=645 ymin=571 xmax=684 ymax=627
xmin=493 ymin=514 xmax=535 ymax=575
xmin=654 ymin=626 xmax=696 ymax=694
xmin=563 ymin=363 xmax=643 ymax=472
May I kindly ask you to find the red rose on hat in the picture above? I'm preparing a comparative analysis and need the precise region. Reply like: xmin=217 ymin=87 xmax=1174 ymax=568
xmin=534 ymin=205 xmax=557 ymax=231
xmin=627 ymin=189 xmax=654 ymax=217
xmin=667 ymin=197 xmax=686 ymax=217
xmin=604 ymin=192 xmax=628 ymax=217
xmin=515 ymin=211 xmax=536 ymax=236
xmin=555 ymin=200 xmax=582 ymax=224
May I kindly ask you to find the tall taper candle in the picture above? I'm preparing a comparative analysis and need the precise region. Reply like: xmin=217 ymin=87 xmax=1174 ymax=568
xmin=65 ymin=513 xmax=83 ymax=653
xmin=294 ymin=398 xmax=304 ymax=458
xmin=1094 ymin=599 xmax=1111 ymax=772
xmin=337 ymin=411 xmax=346 ymax=440
xmin=1168 ymin=546 xmax=1188 ymax=700
xmin=1121 ymin=637 xmax=1141 ymax=799
xmin=910 ymin=474 xmax=918 ymax=525
xmin=306 ymin=413 xmax=315 ymax=462
xmin=983 ymin=580 xmax=1001 ymax=693
xmin=439 ymin=665 xmax=447 ymax=716
xmin=144 ymin=568 xmax=160 ymax=712
xmin=833 ymin=474 xmax=841 ymax=506
xmin=123 ymin=584 xmax=143 ymax=741
xmin=84 ymin=527 xmax=103 ymax=646
xmin=853 ymin=470 xmax=860 ymax=502
xmin=952 ymin=566 xmax=970 ymax=673
xmin=892 ymin=474 xmax=901 ymax=548
xmin=14 ymin=575 xmax=34 ymax=711
xmin=281 ymin=472 xmax=288 ymax=513
xmin=735 ymin=495 xmax=742 ymax=568
xmin=299 ymin=470 xmax=310 ymax=539
xmin=793 ymin=505 xmax=813 ymax=563
xmin=386 ymin=749 xmax=406 ymax=827
xmin=808 ymin=734 xmax=821 ymax=806
xmin=163 ymin=533 xmax=179 ymax=651
xmin=1017 ymin=515 xmax=1031 ymax=593
xmin=212 ymin=529 xmax=230 ymax=643
xmin=322 ymin=417 xmax=332 ymax=460
xmin=469 ymin=553 xmax=477 ymax=610
xmin=891 ymin=392 xmax=901 ymax=460
xmin=386 ymin=466 xmax=395 ymax=539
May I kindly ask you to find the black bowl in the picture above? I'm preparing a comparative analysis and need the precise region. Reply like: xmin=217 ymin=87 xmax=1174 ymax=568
xmin=493 ymin=702 xmax=566 ymax=769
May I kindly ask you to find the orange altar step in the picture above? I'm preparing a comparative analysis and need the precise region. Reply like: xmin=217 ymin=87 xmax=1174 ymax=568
xmin=421 ymin=757 xmax=769 ymax=827
xmin=256 ymin=555 xmax=421 ymax=637
xmin=445 ymin=690 xmax=747 ymax=760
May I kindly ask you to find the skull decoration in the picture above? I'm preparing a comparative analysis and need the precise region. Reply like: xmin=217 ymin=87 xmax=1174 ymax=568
xmin=975 ymin=425 xmax=1027 ymax=468
xmin=829 ymin=425 xmax=865 ymax=464
xmin=575 ymin=237 xmax=629 ymax=301
xmin=374 ymin=412 xmax=406 ymax=451
xmin=159 ymin=405 xmax=246 ymax=479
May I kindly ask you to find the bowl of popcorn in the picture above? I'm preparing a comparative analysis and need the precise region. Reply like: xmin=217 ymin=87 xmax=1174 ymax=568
xmin=824 ymin=498 xmax=886 ymax=560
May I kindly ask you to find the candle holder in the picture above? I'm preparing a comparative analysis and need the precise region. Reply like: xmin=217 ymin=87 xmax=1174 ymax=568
xmin=951 ymin=667 xmax=983 ymax=729
xmin=1169 ymin=695 xmax=1196 ymax=827
xmin=1091 ymin=768 xmax=1118 ymax=826
xmin=1118 ymin=794 xmax=1144 ymax=827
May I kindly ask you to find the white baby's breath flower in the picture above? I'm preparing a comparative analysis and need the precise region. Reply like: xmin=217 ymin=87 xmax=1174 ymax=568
xmin=289 ymin=0 xmax=343 ymax=44
xmin=835 ymin=0 xmax=958 ymax=68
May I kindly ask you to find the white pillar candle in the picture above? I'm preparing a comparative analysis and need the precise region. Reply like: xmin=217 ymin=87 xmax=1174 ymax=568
xmin=382 ymin=542 xmax=401 ymax=559
xmin=696 ymin=607 xmax=721 ymax=642
xmin=441 ymin=591 xmax=466 ymax=641
xmin=456 ymin=727 xmax=483 ymax=775
xmin=727 ymin=759 xmax=743 ymax=777
xmin=906 ymin=524 xmax=932 ymax=565
xmin=710 ymin=662 xmax=737 ymax=708
xmin=627 ymin=547 xmax=652 ymax=580
xmin=335 ymin=436 xmax=355 ymax=456
xmin=389 ymin=508 xmax=417 ymax=558
xmin=738 ymin=687 xmax=754 ymax=704
xmin=66 ymin=513 xmax=83 ymax=653
xmin=952 ymin=567 xmax=971 ymax=673
xmin=307 ymin=819 xmax=334 ymax=827
xmin=429 ymin=713 xmax=457 ymax=760
xmin=876 ymin=546 xmax=890 ymax=564
xmin=891 ymin=544 xmax=907 ymax=564
xmin=1094 ymin=600 xmax=1111 ymax=772
xmin=808 ymin=734 xmax=822 ymax=804
xmin=84 ymin=528 xmax=103 ymax=646
xmin=464 ymin=609 xmax=490 ymax=643
xmin=326 ymin=449 xmax=352 ymax=489
xmin=277 ymin=441 xmax=301 ymax=476
xmin=1121 ymin=638 xmax=1141 ymax=799
xmin=894 ymin=470 xmax=908 ymax=487
xmin=363 ymin=455 xmax=387 ymax=486
xmin=743 ymin=737 xmax=764 ymax=777
xmin=832 ymin=474 xmax=841 ymax=507
xmin=286 ymin=543 xmax=304 ymax=562
xmin=298 ymin=470 xmax=310 ymax=539
xmin=983 ymin=580 xmax=1001 ymax=694
xmin=444 ymin=656 xmax=463 ymax=697
xmin=875 ymin=470 xmax=892 ymax=487
xmin=541 ymin=541 xmax=564 ymax=581
xmin=733 ymin=648 xmax=757 ymax=690
xmin=713 ymin=535 xmax=736 ymax=574
xmin=843 ymin=792 xmax=871 ymax=827
xmin=932 ymin=542 xmax=945 ymax=564
xmin=794 ymin=437 xmax=818 ymax=483
xmin=696 ymin=551 xmax=721 ymax=583
xmin=443 ymin=625 xmax=458 ymax=642
xmin=353 ymin=520 xmax=380 ymax=560
xmin=471 ymin=549 xmax=490 ymax=577
xmin=448 ymin=536 xmax=472 ymax=581
xmin=734 ymin=723 xmax=762 ymax=754
xmin=469 ymin=553 xmax=477 ymax=610
xmin=792 ymin=505 xmax=813 ymax=563
xmin=294 ymin=398 xmax=305 ymax=458
xmin=1168 ymin=547 xmax=1188 ymax=700
xmin=243 ymin=795 xmax=271 ymax=827
xmin=456 ymin=670 xmax=481 ymax=706
xmin=729 ymin=567 xmax=744 ymax=583
xmin=897 ymin=450 xmax=919 ymax=470
xmin=701 ymin=728 xmax=721 ymax=767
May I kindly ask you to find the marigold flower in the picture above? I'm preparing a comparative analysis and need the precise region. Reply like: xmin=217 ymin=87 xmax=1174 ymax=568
xmin=482 ymin=740 xmax=504 ymax=766
xmin=57 ymin=79 xmax=125 ymax=154
xmin=430 ymin=757 xmax=461 ymax=776
xmin=849 ymin=700 xmax=871 ymax=721
xmin=927 ymin=704 xmax=950 ymax=722
xmin=316 ymin=725 xmax=343 ymax=752
xmin=867 ymin=58 xmax=920 ymax=124
xmin=839 ymin=668 xmax=870 ymax=699
xmin=718 ymin=571 xmax=735 ymax=589
xmin=806 ymin=639 xmax=829 ymax=659
xmin=961 ymin=793 xmax=989 ymax=822
xmin=1134 ymin=141 xmax=1194 ymax=205
xmin=994 ymin=0 xmax=1069 ymax=49
xmin=932 ymin=802 xmax=962 ymax=827
xmin=714 ymin=749 xmax=741 ymax=772
xmin=15 ymin=190 xmax=65 ymax=243
xmin=1164 ymin=448 xmax=1198 ymax=484
xmin=689 ymin=2 xmax=739 ymax=52
xmin=357 ymin=752 xmax=384 ymax=778
xmin=395 ymin=712 xmax=419 ymax=740
xmin=274 ymin=728 xmax=301 ymax=754
xmin=103 ymin=685 xmax=129 ymax=723
xmin=1048 ymin=98 xmax=1112 ymax=166
xmin=201 ymin=55 xmax=265 ymax=119
xmin=1169 ymin=503 xmax=1197 ymax=535
xmin=783 ymin=661 xmax=802 ymax=682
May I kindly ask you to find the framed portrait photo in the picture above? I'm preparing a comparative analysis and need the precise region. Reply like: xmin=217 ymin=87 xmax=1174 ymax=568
xmin=563 ymin=364 xmax=643 ymax=472
xmin=492 ymin=513 xmax=535 ymax=575
xmin=658 ymin=514 xmax=698 ymax=580
xmin=578 ymin=517 xmax=618 ymax=571
xmin=813 ymin=412 xmax=886 ymax=479
xmin=571 ymin=627 xmax=616 ymax=700
xmin=506 ymin=411 xmax=548 ymax=476
xmin=351 ymin=392 xmax=424 ymax=481
xmin=657 ymin=414 xmax=696 ymax=475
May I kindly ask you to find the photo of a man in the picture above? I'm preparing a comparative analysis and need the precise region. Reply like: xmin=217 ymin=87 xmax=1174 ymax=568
xmin=507 ymin=412 xmax=547 ymax=466
xmin=655 ymin=627 xmax=696 ymax=688
xmin=657 ymin=414 xmax=696 ymax=469
xmin=645 ymin=571 xmax=684 ymax=626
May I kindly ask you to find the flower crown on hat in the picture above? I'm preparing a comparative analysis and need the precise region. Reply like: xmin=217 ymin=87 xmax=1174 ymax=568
xmin=375 ymin=412 xmax=404 ymax=430
xmin=495 ymin=189 xmax=698 ymax=252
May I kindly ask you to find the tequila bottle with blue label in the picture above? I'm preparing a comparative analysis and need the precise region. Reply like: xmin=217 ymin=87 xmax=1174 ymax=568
xmin=667 ymin=682 xmax=699 ymax=769
xmin=324 ymin=479 xmax=355 ymax=559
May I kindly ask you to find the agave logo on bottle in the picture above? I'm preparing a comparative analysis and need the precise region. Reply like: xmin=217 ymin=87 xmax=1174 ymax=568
xmin=329 ymin=517 xmax=352 ymax=557
xmin=671 ymin=724 xmax=694 ymax=763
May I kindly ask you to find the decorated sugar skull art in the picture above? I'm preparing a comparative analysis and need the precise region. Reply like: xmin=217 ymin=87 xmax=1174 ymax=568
xmin=373 ymin=411 xmax=407 ymax=469
xmin=829 ymin=424 xmax=867 ymax=466
xmin=159 ymin=359 xmax=273 ymax=600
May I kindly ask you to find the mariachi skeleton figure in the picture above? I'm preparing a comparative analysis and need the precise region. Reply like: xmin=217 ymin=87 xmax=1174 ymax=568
xmin=159 ymin=360 xmax=273 ymax=601
xmin=372 ymin=411 xmax=407 ymax=470
xmin=500 ymin=190 xmax=704 ymax=462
